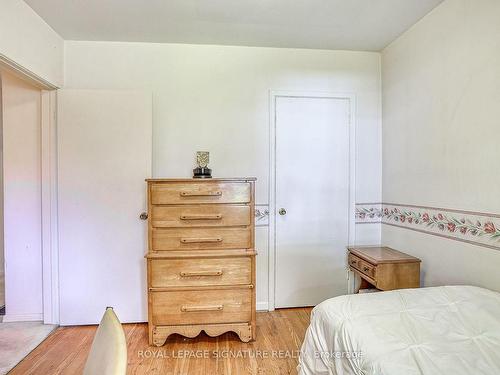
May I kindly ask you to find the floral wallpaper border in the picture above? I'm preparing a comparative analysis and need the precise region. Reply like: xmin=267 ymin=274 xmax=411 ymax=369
xmin=356 ymin=203 xmax=500 ymax=251
xmin=255 ymin=204 xmax=269 ymax=227
xmin=355 ymin=203 xmax=383 ymax=224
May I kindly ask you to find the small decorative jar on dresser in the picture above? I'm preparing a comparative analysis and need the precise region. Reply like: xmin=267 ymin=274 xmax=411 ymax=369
xmin=145 ymin=178 xmax=257 ymax=346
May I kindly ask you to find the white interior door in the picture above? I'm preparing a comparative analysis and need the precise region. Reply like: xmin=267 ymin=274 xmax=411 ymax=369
xmin=275 ymin=95 xmax=350 ymax=308
xmin=58 ymin=89 xmax=152 ymax=325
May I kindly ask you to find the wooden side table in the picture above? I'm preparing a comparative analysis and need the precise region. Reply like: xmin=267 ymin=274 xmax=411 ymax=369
xmin=347 ymin=246 xmax=421 ymax=292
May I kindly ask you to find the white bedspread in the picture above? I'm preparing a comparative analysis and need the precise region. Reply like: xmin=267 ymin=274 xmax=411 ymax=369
xmin=298 ymin=286 xmax=500 ymax=375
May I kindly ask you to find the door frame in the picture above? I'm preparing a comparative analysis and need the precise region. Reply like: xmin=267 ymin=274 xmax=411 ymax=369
xmin=268 ymin=90 xmax=356 ymax=311
xmin=41 ymin=89 xmax=59 ymax=324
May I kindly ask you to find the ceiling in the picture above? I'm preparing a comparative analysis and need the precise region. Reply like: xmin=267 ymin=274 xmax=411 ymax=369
xmin=24 ymin=0 xmax=444 ymax=51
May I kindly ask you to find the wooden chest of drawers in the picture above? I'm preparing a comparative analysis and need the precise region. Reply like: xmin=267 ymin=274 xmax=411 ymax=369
xmin=347 ymin=246 xmax=421 ymax=292
xmin=145 ymin=178 xmax=256 ymax=346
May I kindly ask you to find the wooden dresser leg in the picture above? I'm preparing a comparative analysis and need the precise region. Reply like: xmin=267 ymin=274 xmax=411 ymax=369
xmin=152 ymin=327 xmax=169 ymax=347
xmin=235 ymin=325 xmax=253 ymax=343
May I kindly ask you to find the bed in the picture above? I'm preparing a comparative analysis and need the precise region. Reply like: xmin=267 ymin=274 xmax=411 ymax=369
xmin=298 ymin=286 xmax=500 ymax=375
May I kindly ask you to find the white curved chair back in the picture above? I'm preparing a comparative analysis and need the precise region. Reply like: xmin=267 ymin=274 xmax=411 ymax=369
xmin=83 ymin=307 xmax=127 ymax=375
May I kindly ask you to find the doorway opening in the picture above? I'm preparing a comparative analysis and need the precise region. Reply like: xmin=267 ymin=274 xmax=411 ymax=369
xmin=0 ymin=68 xmax=57 ymax=374
xmin=0 ymin=72 xmax=3 ymax=318
xmin=0 ymin=69 xmax=44 ymax=322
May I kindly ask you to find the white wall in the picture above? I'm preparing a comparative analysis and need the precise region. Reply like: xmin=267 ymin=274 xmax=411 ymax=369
xmin=0 ymin=0 xmax=64 ymax=87
xmin=1 ymin=70 xmax=43 ymax=321
xmin=382 ymin=0 xmax=500 ymax=290
xmin=64 ymin=42 xmax=382 ymax=310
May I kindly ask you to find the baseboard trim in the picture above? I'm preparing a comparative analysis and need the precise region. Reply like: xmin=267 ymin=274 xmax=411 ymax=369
xmin=2 ymin=313 xmax=43 ymax=322
xmin=256 ymin=302 xmax=269 ymax=311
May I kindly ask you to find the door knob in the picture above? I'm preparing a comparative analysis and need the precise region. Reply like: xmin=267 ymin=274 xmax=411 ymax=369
xmin=139 ymin=212 xmax=148 ymax=220
xmin=278 ymin=208 xmax=287 ymax=216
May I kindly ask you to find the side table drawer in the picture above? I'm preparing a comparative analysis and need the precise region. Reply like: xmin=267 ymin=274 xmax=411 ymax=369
xmin=358 ymin=260 xmax=376 ymax=279
xmin=348 ymin=253 xmax=362 ymax=269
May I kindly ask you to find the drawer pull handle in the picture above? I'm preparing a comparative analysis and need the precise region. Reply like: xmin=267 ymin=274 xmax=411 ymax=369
xmin=180 ymin=191 xmax=222 ymax=197
xmin=351 ymin=260 xmax=357 ymax=264
xmin=180 ymin=270 xmax=223 ymax=277
xmin=181 ymin=304 xmax=224 ymax=312
xmin=363 ymin=267 xmax=370 ymax=272
xmin=180 ymin=214 xmax=222 ymax=220
xmin=180 ymin=237 xmax=223 ymax=244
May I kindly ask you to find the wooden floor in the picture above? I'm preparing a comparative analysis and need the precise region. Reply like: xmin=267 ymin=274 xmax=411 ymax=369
xmin=11 ymin=308 xmax=312 ymax=375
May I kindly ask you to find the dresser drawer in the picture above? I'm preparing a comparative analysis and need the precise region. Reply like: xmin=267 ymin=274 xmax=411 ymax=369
xmin=151 ymin=289 xmax=252 ymax=325
xmin=151 ymin=182 xmax=251 ymax=205
xmin=152 ymin=227 xmax=251 ymax=250
xmin=151 ymin=205 xmax=251 ymax=228
xmin=150 ymin=257 xmax=251 ymax=287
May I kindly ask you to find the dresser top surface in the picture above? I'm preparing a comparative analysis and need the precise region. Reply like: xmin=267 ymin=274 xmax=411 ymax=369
xmin=348 ymin=246 xmax=421 ymax=265
xmin=146 ymin=177 xmax=256 ymax=182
